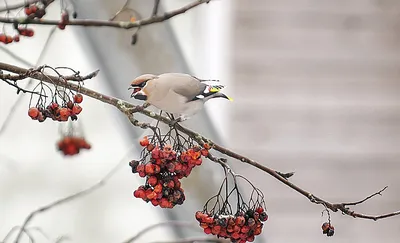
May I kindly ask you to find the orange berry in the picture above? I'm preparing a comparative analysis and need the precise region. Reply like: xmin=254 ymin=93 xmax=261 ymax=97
xmin=203 ymin=143 xmax=211 ymax=150
xmin=146 ymin=191 xmax=157 ymax=200
xmin=154 ymin=184 xmax=162 ymax=193
xmin=24 ymin=7 xmax=32 ymax=15
xmin=28 ymin=107 xmax=40 ymax=119
xmin=30 ymin=5 xmax=38 ymax=13
xmin=0 ymin=34 xmax=6 ymax=43
xmin=200 ymin=149 xmax=209 ymax=156
xmin=72 ymin=104 xmax=82 ymax=114
xmin=139 ymin=136 xmax=149 ymax=147
xmin=203 ymin=227 xmax=211 ymax=234
xmin=5 ymin=36 xmax=13 ymax=44
xmin=74 ymin=94 xmax=83 ymax=103
xmin=59 ymin=108 xmax=70 ymax=119
xmin=147 ymin=143 xmax=155 ymax=151
xmin=144 ymin=163 xmax=154 ymax=175
xmin=147 ymin=176 xmax=158 ymax=187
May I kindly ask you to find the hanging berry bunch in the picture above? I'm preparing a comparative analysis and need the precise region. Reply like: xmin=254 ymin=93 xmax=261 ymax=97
xmin=0 ymin=0 xmax=53 ymax=45
xmin=24 ymin=0 xmax=50 ymax=19
xmin=56 ymin=119 xmax=91 ymax=156
xmin=195 ymin=173 xmax=268 ymax=243
xmin=129 ymin=126 xmax=211 ymax=208
xmin=27 ymin=66 xmax=85 ymax=123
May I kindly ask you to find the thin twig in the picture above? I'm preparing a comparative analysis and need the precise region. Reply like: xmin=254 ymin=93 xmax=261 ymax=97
xmin=152 ymin=0 xmax=161 ymax=17
xmin=12 ymin=147 xmax=133 ymax=243
xmin=1 ymin=78 xmax=44 ymax=96
xmin=342 ymin=186 xmax=388 ymax=206
xmin=122 ymin=221 xmax=199 ymax=243
xmin=0 ymin=0 xmax=210 ymax=29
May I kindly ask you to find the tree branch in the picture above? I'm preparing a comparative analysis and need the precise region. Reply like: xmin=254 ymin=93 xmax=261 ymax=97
xmin=1 ymin=62 xmax=400 ymax=224
xmin=152 ymin=0 xmax=161 ymax=17
xmin=0 ymin=0 xmax=210 ymax=29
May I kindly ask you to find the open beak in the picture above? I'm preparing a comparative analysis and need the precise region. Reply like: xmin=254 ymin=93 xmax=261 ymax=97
xmin=129 ymin=86 xmax=142 ymax=98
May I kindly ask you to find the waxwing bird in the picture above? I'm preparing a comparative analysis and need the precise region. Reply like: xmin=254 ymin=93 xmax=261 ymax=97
xmin=128 ymin=73 xmax=232 ymax=121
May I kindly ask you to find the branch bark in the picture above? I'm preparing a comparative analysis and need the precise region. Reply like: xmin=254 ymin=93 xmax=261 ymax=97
xmin=1 ymin=62 xmax=399 ymax=223
xmin=0 ymin=0 xmax=210 ymax=29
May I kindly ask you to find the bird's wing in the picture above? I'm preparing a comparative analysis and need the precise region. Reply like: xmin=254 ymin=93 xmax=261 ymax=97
xmin=157 ymin=73 xmax=225 ymax=102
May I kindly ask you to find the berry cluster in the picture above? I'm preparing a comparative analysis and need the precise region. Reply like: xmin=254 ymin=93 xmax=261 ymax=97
xmin=322 ymin=222 xmax=334 ymax=237
xmin=197 ymin=172 xmax=268 ymax=242
xmin=57 ymin=136 xmax=91 ymax=156
xmin=24 ymin=3 xmax=46 ymax=19
xmin=0 ymin=34 xmax=20 ymax=44
xmin=195 ymin=207 xmax=268 ymax=243
xmin=130 ymin=136 xmax=210 ymax=208
xmin=28 ymin=94 xmax=83 ymax=122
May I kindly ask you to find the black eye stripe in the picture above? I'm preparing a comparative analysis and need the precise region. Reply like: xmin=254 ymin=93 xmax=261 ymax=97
xmin=139 ymin=81 xmax=147 ymax=88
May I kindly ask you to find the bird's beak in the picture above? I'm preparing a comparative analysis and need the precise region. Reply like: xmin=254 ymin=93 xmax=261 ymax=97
xmin=129 ymin=86 xmax=142 ymax=98
xmin=131 ymin=90 xmax=148 ymax=100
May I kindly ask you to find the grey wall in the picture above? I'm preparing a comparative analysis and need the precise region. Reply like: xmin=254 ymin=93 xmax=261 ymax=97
xmin=229 ymin=0 xmax=400 ymax=242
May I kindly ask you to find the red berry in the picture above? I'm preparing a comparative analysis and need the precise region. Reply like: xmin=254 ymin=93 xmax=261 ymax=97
xmin=154 ymin=184 xmax=162 ymax=193
xmin=30 ymin=5 xmax=38 ymax=13
xmin=151 ymin=199 xmax=159 ymax=206
xmin=139 ymin=136 xmax=149 ymax=147
xmin=146 ymin=191 xmax=157 ymax=200
xmin=24 ymin=7 xmax=32 ymax=15
xmin=72 ymin=104 xmax=82 ymax=114
xmin=133 ymin=190 xmax=141 ymax=198
xmin=145 ymin=163 xmax=154 ymax=175
xmin=0 ymin=34 xmax=6 ymax=43
xmin=74 ymin=94 xmax=83 ymax=103
xmin=28 ymin=107 xmax=40 ymax=119
xmin=147 ymin=143 xmax=155 ymax=151
xmin=59 ymin=108 xmax=70 ymax=119
xmin=25 ymin=29 xmax=34 ymax=37
xmin=147 ymin=176 xmax=157 ymax=187
xmin=13 ymin=35 xmax=20 ymax=42
xmin=247 ymin=235 xmax=255 ymax=242
xmin=203 ymin=227 xmax=212 ymax=234
xmin=5 ymin=36 xmax=13 ymax=44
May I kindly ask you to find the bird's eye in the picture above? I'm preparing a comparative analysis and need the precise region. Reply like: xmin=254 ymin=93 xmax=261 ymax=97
xmin=139 ymin=81 xmax=147 ymax=88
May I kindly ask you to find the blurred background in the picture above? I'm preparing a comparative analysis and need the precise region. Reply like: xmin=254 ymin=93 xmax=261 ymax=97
xmin=1 ymin=0 xmax=400 ymax=242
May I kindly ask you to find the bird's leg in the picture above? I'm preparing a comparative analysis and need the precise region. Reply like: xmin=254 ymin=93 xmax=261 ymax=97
xmin=129 ymin=102 xmax=150 ymax=113
xmin=168 ymin=114 xmax=187 ymax=127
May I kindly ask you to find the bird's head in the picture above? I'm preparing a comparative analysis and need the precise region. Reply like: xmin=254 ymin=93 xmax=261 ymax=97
xmin=128 ymin=74 xmax=158 ymax=100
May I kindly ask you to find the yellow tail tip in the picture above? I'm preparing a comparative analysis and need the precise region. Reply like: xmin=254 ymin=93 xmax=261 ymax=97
xmin=228 ymin=96 xmax=233 ymax=101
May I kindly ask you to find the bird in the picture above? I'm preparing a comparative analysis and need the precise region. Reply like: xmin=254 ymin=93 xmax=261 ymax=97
xmin=128 ymin=73 xmax=232 ymax=122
